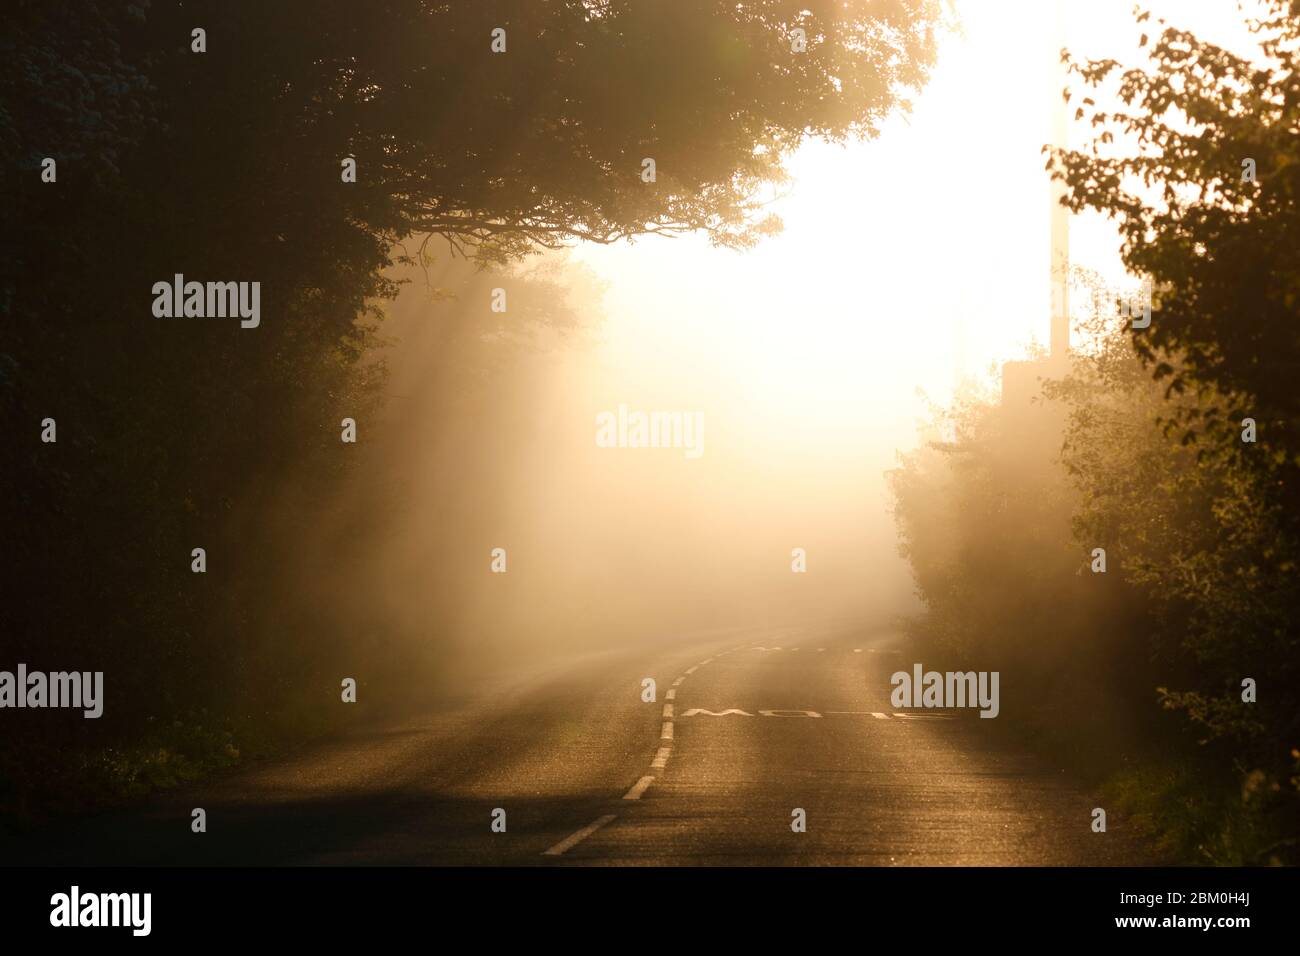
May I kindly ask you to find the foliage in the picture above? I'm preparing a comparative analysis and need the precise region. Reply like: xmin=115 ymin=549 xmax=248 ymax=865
xmin=892 ymin=0 xmax=1300 ymax=864
xmin=0 ymin=0 xmax=941 ymax=817
xmin=1050 ymin=0 xmax=1300 ymax=478
xmin=891 ymin=290 xmax=1300 ymax=862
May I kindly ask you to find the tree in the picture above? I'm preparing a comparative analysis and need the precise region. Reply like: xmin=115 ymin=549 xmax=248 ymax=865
xmin=0 ymin=0 xmax=943 ymax=815
xmin=1047 ymin=0 xmax=1300 ymax=860
xmin=120 ymin=0 xmax=942 ymax=262
xmin=1050 ymin=1 xmax=1300 ymax=476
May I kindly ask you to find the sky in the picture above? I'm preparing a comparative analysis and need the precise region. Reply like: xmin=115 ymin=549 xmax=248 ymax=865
xmin=573 ymin=0 xmax=1268 ymax=407
xmin=539 ymin=1 xmax=1276 ymax=624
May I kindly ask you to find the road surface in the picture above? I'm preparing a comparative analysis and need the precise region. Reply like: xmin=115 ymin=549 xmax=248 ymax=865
xmin=10 ymin=623 xmax=1152 ymax=865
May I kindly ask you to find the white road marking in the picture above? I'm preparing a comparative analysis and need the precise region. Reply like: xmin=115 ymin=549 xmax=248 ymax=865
xmin=661 ymin=721 xmax=674 ymax=740
xmin=542 ymin=814 xmax=618 ymax=856
xmin=680 ymin=707 xmax=908 ymax=719
xmin=651 ymin=746 xmax=672 ymax=768
xmin=892 ymin=712 xmax=958 ymax=720
xmin=817 ymin=648 xmax=826 ymax=652
xmin=672 ymin=676 xmax=684 ymax=687
xmin=662 ymin=703 xmax=674 ymax=717
xmin=685 ymin=665 xmax=698 ymax=675
xmin=665 ymin=689 xmax=676 ymax=701
xmin=853 ymin=648 xmax=862 ymax=653
xmin=623 ymin=776 xmax=655 ymax=801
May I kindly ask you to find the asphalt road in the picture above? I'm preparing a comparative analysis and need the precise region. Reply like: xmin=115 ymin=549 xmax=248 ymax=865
xmin=11 ymin=623 xmax=1152 ymax=865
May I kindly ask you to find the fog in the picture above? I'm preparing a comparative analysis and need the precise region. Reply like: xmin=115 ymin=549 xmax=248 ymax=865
xmin=273 ymin=250 xmax=914 ymax=687
xmin=276 ymin=0 xmax=1265 ymax=687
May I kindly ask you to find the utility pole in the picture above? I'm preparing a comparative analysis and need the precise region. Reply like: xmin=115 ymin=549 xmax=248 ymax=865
xmin=1049 ymin=0 xmax=1070 ymax=363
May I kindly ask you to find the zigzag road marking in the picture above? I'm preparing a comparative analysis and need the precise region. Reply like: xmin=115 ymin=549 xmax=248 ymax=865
xmin=680 ymin=708 xmax=957 ymax=720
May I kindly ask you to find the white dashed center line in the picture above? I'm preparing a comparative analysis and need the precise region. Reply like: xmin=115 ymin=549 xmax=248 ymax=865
xmin=542 ymin=814 xmax=618 ymax=856
xmin=617 ymin=648 xmax=742 ymax=818
xmin=623 ymin=775 xmax=655 ymax=801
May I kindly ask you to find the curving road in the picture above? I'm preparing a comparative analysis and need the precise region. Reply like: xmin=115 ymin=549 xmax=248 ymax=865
xmin=12 ymin=623 xmax=1152 ymax=866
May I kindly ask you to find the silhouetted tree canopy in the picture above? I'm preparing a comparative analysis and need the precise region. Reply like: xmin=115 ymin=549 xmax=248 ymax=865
xmin=1052 ymin=0 xmax=1300 ymax=467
